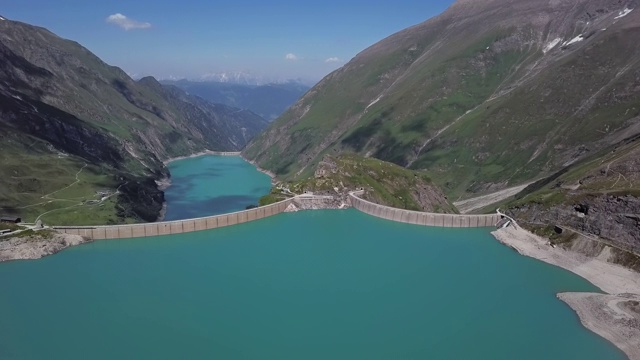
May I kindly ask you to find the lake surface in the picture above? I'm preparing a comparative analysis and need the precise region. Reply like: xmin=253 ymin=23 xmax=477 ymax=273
xmin=163 ymin=155 xmax=271 ymax=220
xmin=0 ymin=156 xmax=625 ymax=359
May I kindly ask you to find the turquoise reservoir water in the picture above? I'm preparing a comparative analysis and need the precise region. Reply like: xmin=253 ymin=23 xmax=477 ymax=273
xmin=164 ymin=155 xmax=271 ymax=220
xmin=0 ymin=156 xmax=625 ymax=359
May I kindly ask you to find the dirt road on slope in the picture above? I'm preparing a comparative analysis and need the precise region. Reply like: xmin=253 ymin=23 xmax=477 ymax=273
xmin=453 ymin=183 xmax=532 ymax=213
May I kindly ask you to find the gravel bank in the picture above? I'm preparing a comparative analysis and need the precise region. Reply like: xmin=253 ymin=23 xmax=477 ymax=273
xmin=558 ymin=293 xmax=640 ymax=360
xmin=0 ymin=232 xmax=90 ymax=262
xmin=493 ymin=225 xmax=640 ymax=359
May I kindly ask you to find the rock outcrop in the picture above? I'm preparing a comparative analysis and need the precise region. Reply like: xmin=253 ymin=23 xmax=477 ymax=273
xmin=509 ymin=194 xmax=640 ymax=254
xmin=0 ymin=232 xmax=90 ymax=262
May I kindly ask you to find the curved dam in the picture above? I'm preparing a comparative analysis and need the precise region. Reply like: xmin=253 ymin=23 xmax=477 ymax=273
xmin=54 ymin=192 xmax=501 ymax=240
xmin=348 ymin=191 xmax=501 ymax=228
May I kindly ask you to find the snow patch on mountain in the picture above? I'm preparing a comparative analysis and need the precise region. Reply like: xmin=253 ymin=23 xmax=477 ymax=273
xmin=543 ymin=38 xmax=562 ymax=53
xmin=615 ymin=8 xmax=633 ymax=19
xmin=563 ymin=35 xmax=584 ymax=47
xmin=366 ymin=96 xmax=383 ymax=110
xmin=200 ymin=71 xmax=267 ymax=85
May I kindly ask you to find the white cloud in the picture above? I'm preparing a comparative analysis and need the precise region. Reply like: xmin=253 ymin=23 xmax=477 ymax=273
xmin=325 ymin=57 xmax=341 ymax=63
xmin=106 ymin=13 xmax=151 ymax=31
xmin=285 ymin=53 xmax=298 ymax=61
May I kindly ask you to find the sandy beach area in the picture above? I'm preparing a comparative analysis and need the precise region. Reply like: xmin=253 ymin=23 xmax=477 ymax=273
xmin=492 ymin=225 xmax=640 ymax=359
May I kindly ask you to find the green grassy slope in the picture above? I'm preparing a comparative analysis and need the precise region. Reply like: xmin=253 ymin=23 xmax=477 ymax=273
xmin=0 ymin=19 xmax=268 ymax=224
xmin=262 ymin=154 xmax=457 ymax=213
xmin=244 ymin=0 xmax=640 ymax=202
xmin=0 ymin=131 xmax=122 ymax=225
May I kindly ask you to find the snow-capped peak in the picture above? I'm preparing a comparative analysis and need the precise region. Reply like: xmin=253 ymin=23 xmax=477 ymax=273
xmin=199 ymin=71 xmax=269 ymax=85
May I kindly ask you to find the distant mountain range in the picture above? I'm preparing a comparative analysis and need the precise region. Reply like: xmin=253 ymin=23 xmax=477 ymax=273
xmin=198 ymin=71 xmax=268 ymax=85
xmin=163 ymin=79 xmax=310 ymax=121
xmin=0 ymin=18 xmax=268 ymax=224
xmin=195 ymin=72 xmax=309 ymax=86
xmin=153 ymin=72 xmax=314 ymax=87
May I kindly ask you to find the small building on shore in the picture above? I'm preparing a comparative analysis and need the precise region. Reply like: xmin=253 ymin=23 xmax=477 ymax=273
xmin=1 ymin=216 xmax=22 ymax=224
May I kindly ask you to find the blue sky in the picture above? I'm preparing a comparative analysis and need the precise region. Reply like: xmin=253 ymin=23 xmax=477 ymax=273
xmin=2 ymin=1 xmax=454 ymax=83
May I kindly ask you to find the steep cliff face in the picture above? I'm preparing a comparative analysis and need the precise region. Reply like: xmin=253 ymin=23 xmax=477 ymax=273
xmin=0 ymin=19 xmax=267 ymax=224
xmin=510 ymin=195 xmax=640 ymax=253
xmin=244 ymin=0 xmax=640 ymax=201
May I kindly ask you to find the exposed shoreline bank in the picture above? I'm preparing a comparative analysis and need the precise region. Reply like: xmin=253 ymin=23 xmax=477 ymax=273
xmin=239 ymin=154 xmax=276 ymax=181
xmin=558 ymin=292 xmax=640 ymax=359
xmin=155 ymin=176 xmax=172 ymax=222
xmin=492 ymin=226 xmax=640 ymax=360
xmin=0 ymin=232 xmax=90 ymax=262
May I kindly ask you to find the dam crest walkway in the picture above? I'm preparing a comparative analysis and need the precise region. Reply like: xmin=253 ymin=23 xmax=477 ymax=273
xmin=54 ymin=192 xmax=502 ymax=240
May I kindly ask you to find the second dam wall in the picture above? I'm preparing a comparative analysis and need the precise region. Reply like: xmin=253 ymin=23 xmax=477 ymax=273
xmin=349 ymin=192 xmax=501 ymax=228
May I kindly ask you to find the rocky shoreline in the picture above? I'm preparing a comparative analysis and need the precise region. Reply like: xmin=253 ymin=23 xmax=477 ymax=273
xmin=0 ymin=232 xmax=90 ymax=262
xmin=558 ymin=292 xmax=640 ymax=359
xmin=240 ymin=154 xmax=276 ymax=181
xmin=155 ymin=176 xmax=171 ymax=222
xmin=492 ymin=226 xmax=640 ymax=360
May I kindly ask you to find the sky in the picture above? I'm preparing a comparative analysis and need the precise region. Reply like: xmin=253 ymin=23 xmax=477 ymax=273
xmin=2 ymin=0 xmax=454 ymax=83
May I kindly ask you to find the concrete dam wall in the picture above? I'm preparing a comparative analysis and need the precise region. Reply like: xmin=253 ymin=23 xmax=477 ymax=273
xmin=349 ymin=192 xmax=501 ymax=228
xmin=208 ymin=151 xmax=241 ymax=156
xmin=54 ymin=192 xmax=501 ymax=241
xmin=54 ymin=198 xmax=293 ymax=240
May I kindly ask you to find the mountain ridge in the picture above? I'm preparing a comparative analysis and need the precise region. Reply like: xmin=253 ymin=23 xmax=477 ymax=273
xmin=244 ymin=0 xmax=640 ymax=196
xmin=242 ymin=0 xmax=640 ymax=259
xmin=162 ymin=79 xmax=310 ymax=121
xmin=0 ymin=18 xmax=267 ymax=224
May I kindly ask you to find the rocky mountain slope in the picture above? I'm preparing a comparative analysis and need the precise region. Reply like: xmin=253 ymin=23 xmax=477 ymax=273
xmin=243 ymin=0 xmax=640 ymax=263
xmin=0 ymin=18 xmax=268 ymax=224
xmin=502 ymin=134 xmax=640 ymax=255
xmin=245 ymin=0 xmax=640 ymax=200
xmin=261 ymin=154 xmax=457 ymax=213
xmin=163 ymin=80 xmax=310 ymax=121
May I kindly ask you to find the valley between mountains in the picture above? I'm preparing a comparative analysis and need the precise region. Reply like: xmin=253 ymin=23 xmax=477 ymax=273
xmin=0 ymin=19 xmax=268 ymax=224
xmin=1 ymin=0 xmax=638 ymax=269
xmin=1 ymin=1 xmax=640 ymax=357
